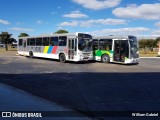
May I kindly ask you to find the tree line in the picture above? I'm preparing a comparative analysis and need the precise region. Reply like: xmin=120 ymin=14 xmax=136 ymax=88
xmin=138 ymin=38 xmax=160 ymax=51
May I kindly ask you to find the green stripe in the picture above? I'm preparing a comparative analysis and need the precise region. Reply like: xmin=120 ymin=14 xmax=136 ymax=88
xmin=95 ymin=50 xmax=113 ymax=57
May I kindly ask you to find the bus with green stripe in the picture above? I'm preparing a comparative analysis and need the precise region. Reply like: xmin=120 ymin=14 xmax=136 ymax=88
xmin=92 ymin=35 xmax=139 ymax=64
xmin=18 ymin=33 xmax=93 ymax=63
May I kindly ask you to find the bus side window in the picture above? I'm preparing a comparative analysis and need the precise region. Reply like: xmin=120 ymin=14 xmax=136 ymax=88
xmin=27 ymin=38 xmax=30 ymax=46
xmin=99 ymin=40 xmax=104 ymax=50
xmin=92 ymin=39 xmax=98 ymax=50
xmin=59 ymin=36 xmax=67 ymax=46
xmin=107 ymin=39 xmax=112 ymax=50
xmin=50 ymin=37 xmax=58 ymax=46
xmin=23 ymin=41 xmax=26 ymax=47
xmin=99 ymin=39 xmax=112 ymax=51
xmin=36 ymin=38 xmax=42 ymax=46
xmin=30 ymin=38 xmax=35 ymax=46
xmin=19 ymin=39 xmax=23 ymax=46
xmin=49 ymin=37 xmax=54 ymax=46
xmin=43 ymin=37 xmax=49 ymax=46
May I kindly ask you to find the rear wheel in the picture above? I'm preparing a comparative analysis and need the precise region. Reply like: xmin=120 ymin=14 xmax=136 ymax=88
xmin=101 ymin=54 xmax=110 ymax=63
xmin=59 ymin=54 xmax=66 ymax=63
xmin=29 ymin=51 xmax=34 ymax=58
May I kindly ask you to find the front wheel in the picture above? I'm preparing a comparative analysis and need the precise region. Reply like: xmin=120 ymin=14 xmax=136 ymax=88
xmin=101 ymin=54 xmax=110 ymax=63
xmin=59 ymin=54 xmax=66 ymax=63
xmin=29 ymin=51 xmax=34 ymax=58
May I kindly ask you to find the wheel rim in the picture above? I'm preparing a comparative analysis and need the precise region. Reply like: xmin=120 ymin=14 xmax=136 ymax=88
xmin=102 ymin=55 xmax=109 ymax=63
xmin=103 ymin=56 xmax=108 ymax=62
xmin=30 ymin=52 xmax=33 ymax=58
xmin=60 ymin=54 xmax=65 ymax=62
xmin=61 ymin=56 xmax=64 ymax=61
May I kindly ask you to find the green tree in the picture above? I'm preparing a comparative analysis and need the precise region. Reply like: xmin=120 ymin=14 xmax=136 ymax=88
xmin=18 ymin=33 xmax=29 ymax=37
xmin=139 ymin=39 xmax=147 ymax=49
xmin=155 ymin=37 xmax=160 ymax=46
xmin=0 ymin=32 xmax=12 ymax=51
xmin=146 ymin=39 xmax=155 ymax=51
xmin=55 ymin=30 xmax=69 ymax=34
xmin=139 ymin=39 xmax=158 ymax=53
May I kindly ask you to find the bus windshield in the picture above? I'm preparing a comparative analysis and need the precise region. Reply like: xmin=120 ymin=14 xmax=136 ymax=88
xmin=78 ymin=38 xmax=92 ymax=52
xmin=129 ymin=39 xmax=139 ymax=58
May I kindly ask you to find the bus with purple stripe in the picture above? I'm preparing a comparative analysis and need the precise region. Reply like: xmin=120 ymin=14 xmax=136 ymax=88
xmin=18 ymin=33 xmax=93 ymax=63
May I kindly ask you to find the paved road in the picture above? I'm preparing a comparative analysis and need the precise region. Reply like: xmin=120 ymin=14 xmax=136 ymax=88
xmin=0 ymin=55 xmax=160 ymax=119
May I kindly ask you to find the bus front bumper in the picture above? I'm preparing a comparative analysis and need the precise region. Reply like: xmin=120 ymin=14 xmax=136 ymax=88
xmin=125 ymin=58 xmax=139 ymax=64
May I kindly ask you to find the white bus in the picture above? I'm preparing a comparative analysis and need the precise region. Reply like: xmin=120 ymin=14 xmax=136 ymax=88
xmin=18 ymin=33 xmax=93 ymax=63
xmin=92 ymin=35 xmax=139 ymax=64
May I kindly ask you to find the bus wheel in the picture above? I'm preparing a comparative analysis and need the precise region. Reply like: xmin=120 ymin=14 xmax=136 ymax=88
xmin=29 ymin=51 xmax=34 ymax=58
xmin=59 ymin=54 xmax=66 ymax=63
xmin=101 ymin=54 xmax=110 ymax=63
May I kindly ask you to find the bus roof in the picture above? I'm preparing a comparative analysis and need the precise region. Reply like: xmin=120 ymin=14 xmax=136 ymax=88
xmin=93 ymin=35 xmax=136 ymax=40
xmin=18 ymin=32 xmax=89 ymax=39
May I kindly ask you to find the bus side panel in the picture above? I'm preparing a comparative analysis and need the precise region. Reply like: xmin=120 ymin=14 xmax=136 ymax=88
xmin=28 ymin=46 xmax=68 ymax=60
xmin=18 ymin=46 xmax=24 ymax=55
xmin=95 ymin=50 xmax=113 ymax=61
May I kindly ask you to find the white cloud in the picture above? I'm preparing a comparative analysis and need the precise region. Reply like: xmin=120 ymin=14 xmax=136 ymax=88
xmin=93 ymin=19 xmax=128 ymax=25
xmin=80 ymin=19 xmax=128 ymax=27
xmin=151 ymin=29 xmax=160 ymax=35
xmin=59 ymin=19 xmax=128 ymax=27
xmin=0 ymin=19 xmax=10 ymax=25
xmin=72 ymin=0 xmax=121 ymax=10
xmin=16 ymin=22 xmax=24 ymax=25
xmin=8 ymin=27 xmax=35 ymax=32
xmin=63 ymin=11 xmax=88 ymax=18
xmin=112 ymin=3 xmax=160 ymax=20
xmin=155 ymin=21 xmax=160 ymax=27
xmin=59 ymin=21 xmax=78 ymax=27
xmin=90 ymin=27 xmax=149 ymax=36
xmin=36 ymin=20 xmax=49 ymax=24
xmin=37 ymin=20 xmax=43 ymax=24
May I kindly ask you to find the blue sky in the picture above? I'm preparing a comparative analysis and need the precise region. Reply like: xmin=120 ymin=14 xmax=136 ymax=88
xmin=0 ymin=0 xmax=160 ymax=39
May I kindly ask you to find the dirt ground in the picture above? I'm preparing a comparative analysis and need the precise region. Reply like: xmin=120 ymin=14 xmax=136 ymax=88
xmin=0 ymin=50 xmax=17 ymax=56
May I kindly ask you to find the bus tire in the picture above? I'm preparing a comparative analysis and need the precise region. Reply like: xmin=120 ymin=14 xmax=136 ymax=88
xmin=29 ymin=51 xmax=34 ymax=58
xmin=59 ymin=54 xmax=66 ymax=63
xmin=101 ymin=54 xmax=110 ymax=63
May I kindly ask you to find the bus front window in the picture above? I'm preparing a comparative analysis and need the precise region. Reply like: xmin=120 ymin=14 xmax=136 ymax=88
xmin=78 ymin=38 xmax=92 ymax=52
xmin=129 ymin=40 xmax=139 ymax=58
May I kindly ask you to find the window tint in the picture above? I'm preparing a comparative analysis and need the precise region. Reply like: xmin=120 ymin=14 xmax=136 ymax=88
xmin=75 ymin=39 xmax=77 ymax=52
xmin=23 ymin=41 xmax=26 ymax=47
xmin=92 ymin=39 xmax=98 ymax=50
xmin=49 ymin=37 xmax=58 ymax=46
xmin=78 ymin=33 xmax=92 ymax=39
xmin=19 ymin=39 xmax=23 ymax=46
xmin=59 ymin=36 xmax=67 ymax=46
xmin=43 ymin=37 xmax=49 ymax=46
xmin=36 ymin=38 xmax=43 ymax=46
xmin=30 ymin=38 xmax=35 ymax=46
xmin=27 ymin=38 xmax=30 ymax=46
xmin=99 ymin=39 xmax=112 ymax=50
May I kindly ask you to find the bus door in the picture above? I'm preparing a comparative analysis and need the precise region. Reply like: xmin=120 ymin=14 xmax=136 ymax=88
xmin=113 ymin=40 xmax=129 ymax=62
xmin=22 ymin=39 xmax=27 ymax=54
xmin=68 ymin=38 xmax=77 ymax=60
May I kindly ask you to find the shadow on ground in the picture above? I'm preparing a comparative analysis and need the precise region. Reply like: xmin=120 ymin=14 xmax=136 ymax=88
xmin=0 ymin=72 xmax=160 ymax=119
